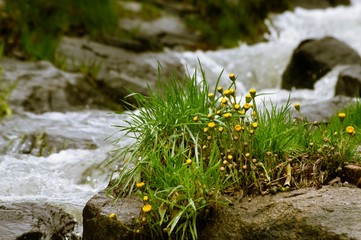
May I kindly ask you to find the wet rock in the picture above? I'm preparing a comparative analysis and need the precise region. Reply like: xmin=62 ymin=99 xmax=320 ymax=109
xmin=294 ymin=0 xmax=350 ymax=9
xmin=199 ymin=186 xmax=361 ymax=240
xmin=82 ymin=189 xmax=142 ymax=240
xmin=57 ymin=37 xmax=186 ymax=103
xmin=0 ymin=201 xmax=79 ymax=240
xmin=335 ymin=65 xmax=361 ymax=97
xmin=281 ymin=36 xmax=361 ymax=90
xmin=3 ymin=58 xmax=121 ymax=113
xmin=342 ymin=164 xmax=361 ymax=187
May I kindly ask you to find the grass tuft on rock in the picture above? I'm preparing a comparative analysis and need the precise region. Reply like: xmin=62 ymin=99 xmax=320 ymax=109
xmin=109 ymin=66 xmax=361 ymax=239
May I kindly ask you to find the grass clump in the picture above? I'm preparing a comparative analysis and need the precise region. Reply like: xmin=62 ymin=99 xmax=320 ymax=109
xmin=109 ymin=66 xmax=360 ymax=239
xmin=0 ymin=44 xmax=13 ymax=118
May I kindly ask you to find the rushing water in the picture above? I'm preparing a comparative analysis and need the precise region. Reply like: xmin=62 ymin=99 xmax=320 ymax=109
xmin=0 ymin=0 xmax=360 ymax=236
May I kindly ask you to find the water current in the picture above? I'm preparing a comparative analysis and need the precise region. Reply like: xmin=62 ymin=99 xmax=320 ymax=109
xmin=0 ymin=0 xmax=360 ymax=236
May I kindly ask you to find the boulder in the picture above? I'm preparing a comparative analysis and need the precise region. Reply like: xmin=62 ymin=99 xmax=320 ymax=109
xmin=0 ymin=201 xmax=78 ymax=240
xmin=281 ymin=37 xmax=361 ymax=90
xmin=83 ymin=185 xmax=361 ymax=240
xmin=293 ymin=0 xmax=350 ymax=9
xmin=199 ymin=186 xmax=361 ymax=240
xmin=82 ymin=189 xmax=142 ymax=240
xmin=335 ymin=65 xmax=361 ymax=97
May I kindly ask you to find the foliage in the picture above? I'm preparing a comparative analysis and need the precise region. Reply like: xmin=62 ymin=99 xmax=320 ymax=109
xmin=0 ymin=44 xmax=13 ymax=118
xmin=109 ymin=65 xmax=360 ymax=239
xmin=1 ymin=0 xmax=118 ymax=60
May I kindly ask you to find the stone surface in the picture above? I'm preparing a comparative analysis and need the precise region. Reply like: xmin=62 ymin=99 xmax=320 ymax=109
xmin=281 ymin=36 xmax=361 ymax=90
xmin=0 ymin=201 xmax=78 ymax=240
xmin=199 ymin=186 xmax=361 ymax=240
xmin=83 ymin=186 xmax=361 ymax=240
xmin=294 ymin=0 xmax=350 ymax=9
xmin=82 ymin=189 xmax=142 ymax=240
xmin=335 ymin=65 xmax=361 ymax=97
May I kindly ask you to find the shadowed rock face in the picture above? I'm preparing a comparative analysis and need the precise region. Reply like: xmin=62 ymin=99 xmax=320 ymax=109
xmin=0 ymin=202 xmax=78 ymax=240
xmin=335 ymin=65 xmax=361 ymax=97
xmin=281 ymin=36 xmax=361 ymax=90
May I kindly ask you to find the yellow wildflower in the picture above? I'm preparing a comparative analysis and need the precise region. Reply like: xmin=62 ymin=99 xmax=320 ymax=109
xmin=217 ymin=86 xmax=223 ymax=93
xmin=229 ymin=88 xmax=235 ymax=96
xmin=245 ymin=94 xmax=252 ymax=103
xmin=223 ymin=112 xmax=232 ymax=118
xmin=229 ymin=73 xmax=236 ymax=81
xmin=142 ymin=204 xmax=152 ymax=213
xmin=218 ymin=126 xmax=224 ymax=132
xmin=252 ymin=122 xmax=258 ymax=129
xmin=221 ymin=97 xmax=227 ymax=104
xmin=192 ymin=116 xmax=199 ymax=122
xmin=208 ymin=93 xmax=215 ymax=100
xmin=294 ymin=103 xmax=301 ymax=112
xmin=109 ymin=213 xmax=117 ymax=220
xmin=186 ymin=159 xmax=192 ymax=165
xmin=208 ymin=122 xmax=216 ymax=128
xmin=227 ymin=155 xmax=233 ymax=160
xmin=203 ymin=127 xmax=209 ymax=133
xmin=216 ymin=110 xmax=222 ymax=116
xmin=143 ymin=196 xmax=149 ymax=201
xmin=235 ymin=124 xmax=242 ymax=132
xmin=338 ymin=112 xmax=346 ymax=122
xmin=249 ymin=88 xmax=256 ymax=98
xmin=346 ymin=126 xmax=355 ymax=135
xmin=234 ymin=104 xmax=240 ymax=110
xmin=207 ymin=113 xmax=212 ymax=119
xmin=243 ymin=103 xmax=251 ymax=111
xmin=223 ymin=89 xmax=231 ymax=97
xmin=136 ymin=182 xmax=145 ymax=190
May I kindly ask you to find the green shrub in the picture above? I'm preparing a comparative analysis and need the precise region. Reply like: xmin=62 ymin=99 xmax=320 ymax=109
xmin=109 ymin=66 xmax=360 ymax=239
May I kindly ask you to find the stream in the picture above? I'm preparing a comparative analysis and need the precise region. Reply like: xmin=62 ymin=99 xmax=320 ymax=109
xmin=1 ymin=0 xmax=361 ymax=237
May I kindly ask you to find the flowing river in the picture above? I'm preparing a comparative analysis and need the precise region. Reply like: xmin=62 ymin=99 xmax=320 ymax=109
xmin=0 ymin=0 xmax=360 ymax=237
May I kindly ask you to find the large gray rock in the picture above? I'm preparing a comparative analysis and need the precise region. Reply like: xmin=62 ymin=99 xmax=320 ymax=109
xmin=335 ymin=65 xmax=361 ymax=97
xmin=281 ymin=37 xmax=361 ymax=90
xmin=0 ymin=201 xmax=78 ymax=240
xmin=83 ymin=186 xmax=361 ymax=240
xmin=199 ymin=186 xmax=361 ymax=240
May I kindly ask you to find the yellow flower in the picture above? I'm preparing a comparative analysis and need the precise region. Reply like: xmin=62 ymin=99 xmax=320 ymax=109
xmin=193 ymin=116 xmax=199 ymax=122
xmin=143 ymin=196 xmax=149 ymax=201
xmin=217 ymin=86 xmax=223 ymax=93
xmin=142 ymin=204 xmax=152 ymax=213
xmin=249 ymin=129 xmax=254 ymax=135
xmin=207 ymin=113 xmax=212 ymax=119
xmin=227 ymin=155 xmax=233 ymax=160
xmin=229 ymin=88 xmax=235 ymax=96
xmin=109 ymin=213 xmax=117 ymax=220
xmin=216 ymin=110 xmax=222 ymax=116
xmin=234 ymin=104 xmax=240 ymax=110
xmin=208 ymin=93 xmax=215 ymax=100
xmin=203 ymin=127 xmax=209 ymax=133
xmin=221 ymin=97 xmax=227 ymax=104
xmin=229 ymin=73 xmax=236 ymax=81
xmin=249 ymin=89 xmax=256 ymax=98
xmin=208 ymin=122 xmax=216 ymax=128
xmin=218 ymin=126 xmax=224 ymax=132
xmin=235 ymin=124 xmax=242 ymax=132
xmin=346 ymin=126 xmax=355 ymax=135
xmin=245 ymin=94 xmax=252 ymax=103
xmin=186 ymin=159 xmax=192 ymax=165
xmin=338 ymin=112 xmax=346 ymax=122
xmin=294 ymin=103 xmax=301 ymax=112
xmin=238 ymin=109 xmax=245 ymax=115
xmin=136 ymin=182 xmax=145 ymax=190
xmin=243 ymin=103 xmax=251 ymax=111
xmin=252 ymin=122 xmax=258 ymax=129
xmin=223 ymin=89 xmax=231 ymax=97
xmin=223 ymin=113 xmax=232 ymax=118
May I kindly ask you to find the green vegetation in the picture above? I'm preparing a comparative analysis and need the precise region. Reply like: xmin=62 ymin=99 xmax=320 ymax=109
xmin=109 ymin=67 xmax=360 ymax=239
xmin=1 ymin=0 xmax=118 ymax=60
xmin=0 ymin=44 xmax=13 ymax=118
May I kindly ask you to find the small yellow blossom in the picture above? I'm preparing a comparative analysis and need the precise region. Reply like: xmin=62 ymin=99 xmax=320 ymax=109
xmin=234 ymin=104 xmax=240 ymax=110
xmin=245 ymin=94 xmax=252 ymax=103
xmin=223 ymin=89 xmax=231 ymax=97
xmin=218 ymin=126 xmax=224 ymax=132
xmin=216 ymin=110 xmax=222 ymax=116
xmin=235 ymin=124 xmax=242 ymax=132
xmin=207 ymin=113 xmax=212 ymax=119
xmin=208 ymin=122 xmax=216 ymax=128
xmin=229 ymin=88 xmax=235 ymax=96
xmin=229 ymin=73 xmax=236 ymax=81
xmin=142 ymin=204 xmax=152 ymax=213
xmin=346 ymin=126 xmax=355 ymax=135
xmin=208 ymin=93 xmax=215 ymax=100
xmin=143 ymin=196 xmax=149 ymax=201
xmin=223 ymin=112 xmax=232 ymax=118
xmin=227 ymin=155 xmax=233 ymax=160
xmin=221 ymin=97 xmax=227 ymax=104
xmin=186 ymin=159 xmax=192 ymax=165
xmin=238 ymin=109 xmax=245 ymax=115
xmin=249 ymin=129 xmax=254 ymax=135
xmin=252 ymin=122 xmax=258 ymax=129
xmin=203 ymin=127 xmax=209 ymax=133
xmin=192 ymin=116 xmax=199 ymax=122
xmin=294 ymin=103 xmax=301 ymax=112
xmin=109 ymin=213 xmax=117 ymax=220
xmin=242 ymin=165 xmax=248 ymax=170
xmin=243 ymin=103 xmax=251 ymax=111
xmin=136 ymin=182 xmax=145 ymax=190
xmin=249 ymin=89 xmax=256 ymax=98
xmin=338 ymin=112 xmax=346 ymax=122
xmin=217 ymin=86 xmax=223 ymax=93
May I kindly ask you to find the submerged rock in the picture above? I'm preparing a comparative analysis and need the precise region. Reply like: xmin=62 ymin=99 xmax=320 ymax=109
xmin=281 ymin=36 xmax=361 ymax=90
xmin=0 ymin=201 xmax=78 ymax=240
